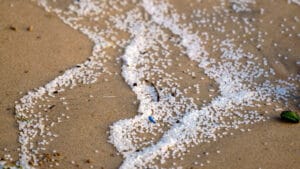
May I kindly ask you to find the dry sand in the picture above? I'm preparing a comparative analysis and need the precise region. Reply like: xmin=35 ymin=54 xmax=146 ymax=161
xmin=0 ymin=0 xmax=299 ymax=169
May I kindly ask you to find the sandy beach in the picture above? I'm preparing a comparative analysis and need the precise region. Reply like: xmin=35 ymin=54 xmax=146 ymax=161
xmin=0 ymin=0 xmax=299 ymax=169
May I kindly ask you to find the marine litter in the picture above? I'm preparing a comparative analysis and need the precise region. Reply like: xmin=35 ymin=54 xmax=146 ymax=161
xmin=0 ymin=0 xmax=299 ymax=168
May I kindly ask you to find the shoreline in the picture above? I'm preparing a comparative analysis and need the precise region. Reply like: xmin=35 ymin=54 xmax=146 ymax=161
xmin=0 ymin=0 xmax=299 ymax=169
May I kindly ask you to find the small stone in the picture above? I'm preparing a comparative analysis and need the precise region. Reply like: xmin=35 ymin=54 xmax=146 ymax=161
xmin=27 ymin=25 xmax=33 ymax=32
xmin=38 ymin=161 xmax=43 ymax=166
xmin=29 ymin=160 xmax=34 ymax=166
xmin=280 ymin=111 xmax=299 ymax=123
xmin=53 ymin=152 xmax=60 ymax=156
xmin=9 ymin=25 xmax=17 ymax=31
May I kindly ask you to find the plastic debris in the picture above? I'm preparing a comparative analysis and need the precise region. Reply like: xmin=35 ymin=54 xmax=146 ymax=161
xmin=148 ymin=116 xmax=156 ymax=124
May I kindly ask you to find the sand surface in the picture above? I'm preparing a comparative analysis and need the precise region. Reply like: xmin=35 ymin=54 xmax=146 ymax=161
xmin=0 ymin=0 xmax=299 ymax=169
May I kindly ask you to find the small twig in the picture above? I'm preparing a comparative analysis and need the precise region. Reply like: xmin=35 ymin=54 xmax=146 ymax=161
xmin=150 ymin=82 xmax=160 ymax=102
xmin=49 ymin=105 xmax=55 ymax=110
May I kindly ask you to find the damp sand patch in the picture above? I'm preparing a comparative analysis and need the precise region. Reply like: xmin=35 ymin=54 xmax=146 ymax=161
xmin=1 ymin=0 xmax=300 ymax=169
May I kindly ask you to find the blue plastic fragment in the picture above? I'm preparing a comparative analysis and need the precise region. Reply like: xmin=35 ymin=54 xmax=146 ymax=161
xmin=148 ymin=116 xmax=156 ymax=124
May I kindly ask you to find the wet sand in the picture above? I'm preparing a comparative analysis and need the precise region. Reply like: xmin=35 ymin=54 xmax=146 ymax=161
xmin=0 ymin=0 xmax=299 ymax=169
xmin=0 ymin=0 xmax=92 ymax=165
